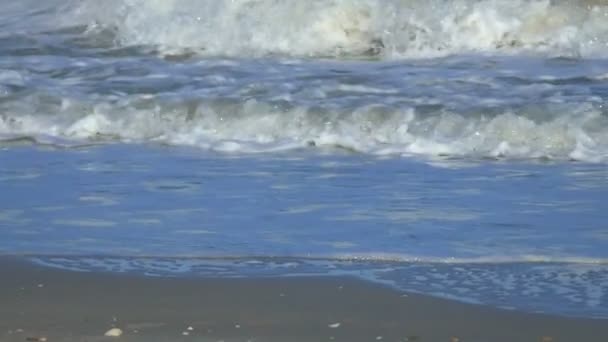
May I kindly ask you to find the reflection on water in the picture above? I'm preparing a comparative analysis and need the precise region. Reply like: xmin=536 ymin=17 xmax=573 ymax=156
xmin=0 ymin=144 xmax=605 ymax=261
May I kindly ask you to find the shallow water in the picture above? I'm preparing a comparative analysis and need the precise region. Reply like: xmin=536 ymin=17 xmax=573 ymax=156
xmin=1 ymin=0 xmax=607 ymax=319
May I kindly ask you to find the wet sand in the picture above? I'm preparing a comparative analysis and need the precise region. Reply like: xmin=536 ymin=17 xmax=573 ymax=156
xmin=0 ymin=257 xmax=606 ymax=342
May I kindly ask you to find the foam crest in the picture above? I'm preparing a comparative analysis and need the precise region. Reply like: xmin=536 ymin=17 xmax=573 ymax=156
xmin=1 ymin=96 xmax=607 ymax=162
xmin=66 ymin=0 xmax=608 ymax=58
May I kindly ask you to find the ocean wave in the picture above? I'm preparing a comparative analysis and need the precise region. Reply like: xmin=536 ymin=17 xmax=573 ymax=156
xmin=59 ymin=0 xmax=608 ymax=59
xmin=1 ymin=94 xmax=607 ymax=162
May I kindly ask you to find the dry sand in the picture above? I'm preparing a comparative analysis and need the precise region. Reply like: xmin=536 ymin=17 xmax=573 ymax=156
xmin=0 ymin=257 xmax=606 ymax=342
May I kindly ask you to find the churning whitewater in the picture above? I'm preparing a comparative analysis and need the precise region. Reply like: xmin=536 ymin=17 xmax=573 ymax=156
xmin=1 ymin=0 xmax=608 ymax=161
xmin=47 ymin=0 xmax=608 ymax=58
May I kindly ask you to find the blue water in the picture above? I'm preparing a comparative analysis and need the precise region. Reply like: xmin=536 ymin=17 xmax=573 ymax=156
xmin=1 ymin=0 xmax=608 ymax=319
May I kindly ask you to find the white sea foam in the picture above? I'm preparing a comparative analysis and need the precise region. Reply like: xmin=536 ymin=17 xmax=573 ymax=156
xmin=26 ymin=254 xmax=608 ymax=268
xmin=63 ymin=0 xmax=608 ymax=58
xmin=1 ymin=96 xmax=607 ymax=162
xmin=328 ymin=252 xmax=608 ymax=265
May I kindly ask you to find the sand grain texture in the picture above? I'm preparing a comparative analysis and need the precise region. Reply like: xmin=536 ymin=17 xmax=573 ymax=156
xmin=0 ymin=258 xmax=606 ymax=342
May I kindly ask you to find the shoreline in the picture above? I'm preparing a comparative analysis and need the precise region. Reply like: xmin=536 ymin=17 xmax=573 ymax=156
xmin=1 ymin=257 xmax=606 ymax=342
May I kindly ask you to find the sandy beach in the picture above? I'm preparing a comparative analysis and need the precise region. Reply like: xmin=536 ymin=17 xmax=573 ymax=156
xmin=0 ymin=257 xmax=606 ymax=342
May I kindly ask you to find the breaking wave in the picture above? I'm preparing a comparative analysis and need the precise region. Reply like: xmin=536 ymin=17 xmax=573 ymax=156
xmin=1 ymin=94 xmax=607 ymax=162
xmin=63 ymin=0 xmax=608 ymax=59
xmin=2 ymin=0 xmax=608 ymax=59
xmin=2 ymin=0 xmax=608 ymax=162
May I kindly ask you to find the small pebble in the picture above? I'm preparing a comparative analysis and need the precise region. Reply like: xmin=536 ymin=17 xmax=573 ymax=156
xmin=104 ymin=328 xmax=123 ymax=337
xmin=328 ymin=323 xmax=341 ymax=329
xmin=182 ymin=331 xmax=190 ymax=336
xmin=186 ymin=326 xmax=194 ymax=331
xmin=25 ymin=337 xmax=47 ymax=342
